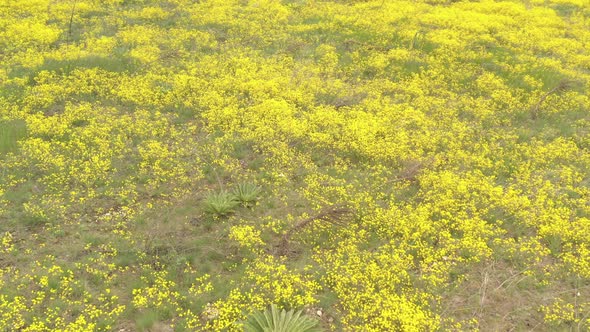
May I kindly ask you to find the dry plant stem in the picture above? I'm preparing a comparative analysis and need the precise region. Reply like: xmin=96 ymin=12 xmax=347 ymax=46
xmin=579 ymin=309 xmax=590 ymax=331
xmin=277 ymin=206 xmax=352 ymax=257
xmin=67 ymin=1 xmax=77 ymax=45
xmin=530 ymin=80 xmax=572 ymax=119
xmin=480 ymin=271 xmax=489 ymax=309
xmin=474 ymin=266 xmax=490 ymax=325
xmin=574 ymin=276 xmax=579 ymax=328
xmin=212 ymin=167 xmax=224 ymax=192
xmin=493 ymin=268 xmax=529 ymax=291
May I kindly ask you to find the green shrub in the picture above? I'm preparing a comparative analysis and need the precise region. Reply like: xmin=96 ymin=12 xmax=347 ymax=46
xmin=203 ymin=191 xmax=239 ymax=217
xmin=232 ymin=183 xmax=261 ymax=207
xmin=243 ymin=304 xmax=322 ymax=332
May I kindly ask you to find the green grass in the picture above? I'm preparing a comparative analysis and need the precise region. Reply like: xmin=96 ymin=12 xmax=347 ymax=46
xmin=8 ymin=55 xmax=137 ymax=81
xmin=135 ymin=309 xmax=159 ymax=331
xmin=0 ymin=119 xmax=27 ymax=156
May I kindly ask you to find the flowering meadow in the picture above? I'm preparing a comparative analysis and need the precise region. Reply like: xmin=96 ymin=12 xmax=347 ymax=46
xmin=0 ymin=0 xmax=589 ymax=330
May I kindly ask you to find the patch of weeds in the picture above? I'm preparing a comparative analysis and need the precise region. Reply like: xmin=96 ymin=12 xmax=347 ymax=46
xmin=135 ymin=309 xmax=159 ymax=332
xmin=71 ymin=119 xmax=90 ymax=127
xmin=23 ymin=213 xmax=49 ymax=229
xmin=0 ymin=119 xmax=27 ymax=156
xmin=115 ymin=249 xmax=142 ymax=268
xmin=544 ymin=234 xmax=563 ymax=256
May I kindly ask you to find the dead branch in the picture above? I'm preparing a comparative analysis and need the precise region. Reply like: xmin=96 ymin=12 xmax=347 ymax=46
xmin=277 ymin=206 xmax=354 ymax=257
xmin=530 ymin=79 xmax=573 ymax=120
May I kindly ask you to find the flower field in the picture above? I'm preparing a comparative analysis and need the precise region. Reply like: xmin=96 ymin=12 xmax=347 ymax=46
xmin=0 ymin=0 xmax=589 ymax=330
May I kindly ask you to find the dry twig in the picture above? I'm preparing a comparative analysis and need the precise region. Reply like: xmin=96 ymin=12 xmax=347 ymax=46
xmin=277 ymin=206 xmax=353 ymax=257
xmin=530 ymin=79 xmax=573 ymax=120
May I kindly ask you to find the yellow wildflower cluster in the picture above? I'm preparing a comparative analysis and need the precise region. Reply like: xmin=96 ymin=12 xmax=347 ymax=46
xmin=0 ymin=232 xmax=14 ymax=254
xmin=229 ymin=225 xmax=265 ymax=252
xmin=132 ymin=270 xmax=181 ymax=309
xmin=0 ymin=256 xmax=124 ymax=331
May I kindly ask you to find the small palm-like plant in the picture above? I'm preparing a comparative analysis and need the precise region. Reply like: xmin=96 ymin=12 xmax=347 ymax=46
xmin=203 ymin=191 xmax=239 ymax=217
xmin=243 ymin=305 xmax=322 ymax=332
xmin=233 ymin=183 xmax=261 ymax=207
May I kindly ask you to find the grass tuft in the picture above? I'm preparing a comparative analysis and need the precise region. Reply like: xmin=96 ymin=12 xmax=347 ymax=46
xmin=0 ymin=119 xmax=27 ymax=156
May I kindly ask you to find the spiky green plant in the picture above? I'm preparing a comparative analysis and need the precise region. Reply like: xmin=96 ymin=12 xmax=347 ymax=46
xmin=243 ymin=305 xmax=322 ymax=332
xmin=203 ymin=191 xmax=239 ymax=217
xmin=233 ymin=183 xmax=261 ymax=207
